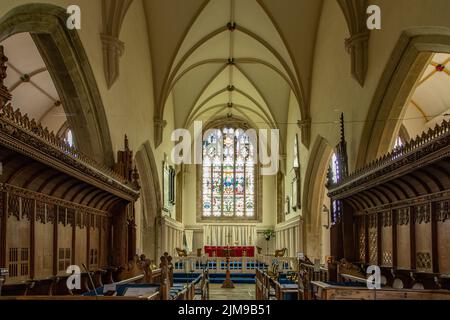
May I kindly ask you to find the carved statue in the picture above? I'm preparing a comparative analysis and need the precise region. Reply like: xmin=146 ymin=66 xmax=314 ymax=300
xmin=176 ymin=247 xmax=188 ymax=257
xmin=338 ymin=258 xmax=365 ymax=278
xmin=274 ymin=248 xmax=287 ymax=257
xmin=159 ymin=254 xmax=172 ymax=300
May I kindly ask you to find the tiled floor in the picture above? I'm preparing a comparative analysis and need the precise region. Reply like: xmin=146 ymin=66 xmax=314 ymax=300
xmin=209 ymin=283 xmax=255 ymax=300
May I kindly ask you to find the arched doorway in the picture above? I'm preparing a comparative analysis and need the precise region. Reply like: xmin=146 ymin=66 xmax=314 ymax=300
xmin=135 ymin=141 xmax=162 ymax=263
xmin=302 ymin=136 xmax=333 ymax=262
xmin=0 ymin=3 xmax=114 ymax=165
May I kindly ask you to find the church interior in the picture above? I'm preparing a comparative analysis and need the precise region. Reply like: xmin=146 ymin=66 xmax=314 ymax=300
xmin=0 ymin=0 xmax=449 ymax=302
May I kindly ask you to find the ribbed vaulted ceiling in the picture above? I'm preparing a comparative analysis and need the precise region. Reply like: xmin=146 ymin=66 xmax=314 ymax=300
xmin=144 ymin=0 xmax=324 ymax=144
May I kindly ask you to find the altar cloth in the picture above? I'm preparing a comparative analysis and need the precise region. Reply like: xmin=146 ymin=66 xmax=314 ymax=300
xmin=204 ymin=246 xmax=255 ymax=257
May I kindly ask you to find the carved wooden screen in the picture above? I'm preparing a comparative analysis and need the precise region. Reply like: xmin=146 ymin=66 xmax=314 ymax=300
xmin=355 ymin=216 xmax=366 ymax=263
xmin=397 ymin=207 xmax=411 ymax=269
xmin=368 ymin=213 xmax=378 ymax=265
xmin=57 ymin=206 xmax=73 ymax=276
xmin=6 ymin=195 xmax=31 ymax=282
xmin=58 ymin=248 xmax=71 ymax=272
xmin=381 ymin=211 xmax=393 ymax=267
xmin=415 ymin=204 xmax=433 ymax=272
xmin=437 ymin=200 xmax=450 ymax=274
xmin=75 ymin=210 xmax=87 ymax=268
xmin=35 ymin=201 xmax=54 ymax=278
xmin=89 ymin=214 xmax=101 ymax=270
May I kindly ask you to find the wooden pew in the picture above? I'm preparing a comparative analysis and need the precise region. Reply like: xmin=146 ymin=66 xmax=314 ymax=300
xmin=311 ymin=281 xmax=450 ymax=300
xmin=256 ymin=268 xmax=299 ymax=300
xmin=0 ymin=253 xmax=173 ymax=300
xmin=299 ymin=257 xmax=450 ymax=300
xmin=0 ymin=282 xmax=28 ymax=296
xmin=51 ymin=276 xmax=72 ymax=296
xmin=200 ymin=270 xmax=209 ymax=300
xmin=114 ymin=254 xmax=162 ymax=285
xmin=102 ymin=267 xmax=117 ymax=284
xmin=298 ymin=258 xmax=330 ymax=300
xmin=92 ymin=270 xmax=105 ymax=288
xmin=0 ymin=269 xmax=8 ymax=296
xmin=25 ymin=279 xmax=54 ymax=296
xmin=274 ymin=280 xmax=299 ymax=300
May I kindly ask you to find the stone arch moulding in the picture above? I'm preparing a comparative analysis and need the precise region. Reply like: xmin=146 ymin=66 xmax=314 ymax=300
xmin=135 ymin=141 xmax=162 ymax=262
xmin=357 ymin=27 xmax=450 ymax=168
xmin=0 ymin=3 xmax=114 ymax=166
xmin=337 ymin=0 xmax=370 ymax=86
xmin=301 ymin=135 xmax=333 ymax=260
xmin=101 ymin=0 xmax=134 ymax=89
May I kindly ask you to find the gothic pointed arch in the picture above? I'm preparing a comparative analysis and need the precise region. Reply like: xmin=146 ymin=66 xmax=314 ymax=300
xmin=135 ymin=141 xmax=162 ymax=262
xmin=302 ymin=135 xmax=333 ymax=259
xmin=0 ymin=3 xmax=114 ymax=165
xmin=357 ymin=27 xmax=450 ymax=167
xmin=146 ymin=0 xmax=319 ymax=149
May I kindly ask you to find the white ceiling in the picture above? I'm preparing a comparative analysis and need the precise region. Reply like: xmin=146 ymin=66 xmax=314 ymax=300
xmin=144 ymin=0 xmax=323 ymax=143
xmin=1 ymin=32 xmax=66 ymax=133
xmin=414 ymin=53 xmax=450 ymax=118
xmin=403 ymin=53 xmax=450 ymax=138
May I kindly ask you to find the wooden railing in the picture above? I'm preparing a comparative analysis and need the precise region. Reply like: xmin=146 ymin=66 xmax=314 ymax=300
xmin=256 ymin=254 xmax=298 ymax=273
xmin=329 ymin=118 xmax=450 ymax=192
xmin=0 ymin=103 xmax=139 ymax=197
xmin=172 ymin=254 xmax=296 ymax=274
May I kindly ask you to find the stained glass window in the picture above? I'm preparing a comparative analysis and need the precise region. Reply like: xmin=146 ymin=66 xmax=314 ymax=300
xmin=394 ymin=136 xmax=404 ymax=149
xmin=293 ymin=135 xmax=299 ymax=168
xmin=331 ymin=152 xmax=339 ymax=184
xmin=65 ymin=129 xmax=74 ymax=147
xmin=202 ymin=127 xmax=255 ymax=218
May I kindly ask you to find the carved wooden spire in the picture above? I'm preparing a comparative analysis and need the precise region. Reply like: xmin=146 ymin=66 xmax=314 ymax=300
xmin=336 ymin=113 xmax=349 ymax=181
xmin=0 ymin=46 xmax=12 ymax=106
xmin=124 ymin=134 xmax=130 ymax=151
xmin=113 ymin=135 xmax=140 ymax=189
xmin=340 ymin=113 xmax=345 ymax=143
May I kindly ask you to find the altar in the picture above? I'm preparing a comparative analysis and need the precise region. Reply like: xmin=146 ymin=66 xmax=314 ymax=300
xmin=204 ymin=246 xmax=255 ymax=257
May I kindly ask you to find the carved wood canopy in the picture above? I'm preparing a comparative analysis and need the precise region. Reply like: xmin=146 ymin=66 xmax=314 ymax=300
xmin=0 ymin=103 xmax=139 ymax=204
xmin=328 ymin=120 xmax=450 ymax=214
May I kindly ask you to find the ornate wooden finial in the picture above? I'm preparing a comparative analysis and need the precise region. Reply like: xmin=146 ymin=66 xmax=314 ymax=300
xmin=334 ymin=113 xmax=349 ymax=183
xmin=159 ymin=255 xmax=170 ymax=300
xmin=339 ymin=113 xmax=345 ymax=144
xmin=124 ymin=134 xmax=129 ymax=151
xmin=0 ymin=46 xmax=12 ymax=106
xmin=132 ymin=166 xmax=140 ymax=190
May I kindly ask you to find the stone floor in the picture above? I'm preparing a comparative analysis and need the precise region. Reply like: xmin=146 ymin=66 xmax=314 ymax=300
xmin=209 ymin=283 xmax=255 ymax=300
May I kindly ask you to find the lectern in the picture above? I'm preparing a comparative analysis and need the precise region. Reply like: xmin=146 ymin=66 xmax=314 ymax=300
xmin=221 ymin=247 xmax=235 ymax=289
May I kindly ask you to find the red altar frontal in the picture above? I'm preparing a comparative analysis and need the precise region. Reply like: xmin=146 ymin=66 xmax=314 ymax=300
xmin=204 ymin=246 xmax=255 ymax=257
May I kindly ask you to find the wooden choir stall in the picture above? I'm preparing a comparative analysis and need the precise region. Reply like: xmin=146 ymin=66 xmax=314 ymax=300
xmin=310 ymin=114 xmax=450 ymax=300
xmin=0 ymin=45 xmax=141 ymax=299
xmin=254 ymin=115 xmax=450 ymax=300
